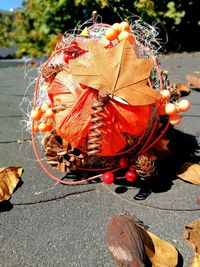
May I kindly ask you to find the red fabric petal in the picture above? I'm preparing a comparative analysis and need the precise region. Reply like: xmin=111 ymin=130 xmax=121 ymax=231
xmin=55 ymin=89 xmax=153 ymax=156
xmin=57 ymin=88 xmax=96 ymax=147
xmin=93 ymin=101 xmax=152 ymax=156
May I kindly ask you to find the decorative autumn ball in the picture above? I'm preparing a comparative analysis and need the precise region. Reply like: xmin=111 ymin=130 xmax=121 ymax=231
xmin=29 ymin=18 xmax=191 ymax=182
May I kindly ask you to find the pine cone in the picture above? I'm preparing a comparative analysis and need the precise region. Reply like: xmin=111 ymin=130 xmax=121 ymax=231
xmin=135 ymin=155 xmax=156 ymax=180
xmin=44 ymin=132 xmax=85 ymax=173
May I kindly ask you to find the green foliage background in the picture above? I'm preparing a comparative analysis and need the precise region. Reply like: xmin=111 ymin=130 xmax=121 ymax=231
xmin=1 ymin=0 xmax=200 ymax=57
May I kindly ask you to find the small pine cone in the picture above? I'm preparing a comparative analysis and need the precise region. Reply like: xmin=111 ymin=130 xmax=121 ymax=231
xmin=135 ymin=155 xmax=156 ymax=180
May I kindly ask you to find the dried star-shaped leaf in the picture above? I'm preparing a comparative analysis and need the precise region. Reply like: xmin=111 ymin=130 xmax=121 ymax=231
xmin=69 ymin=40 xmax=161 ymax=105
xmin=139 ymin=227 xmax=179 ymax=267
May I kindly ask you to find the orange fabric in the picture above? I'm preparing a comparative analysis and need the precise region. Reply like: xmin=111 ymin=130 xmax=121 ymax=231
xmin=89 ymin=100 xmax=152 ymax=156
xmin=55 ymin=88 xmax=152 ymax=156
xmin=57 ymin=88 xmax=96 ymax=147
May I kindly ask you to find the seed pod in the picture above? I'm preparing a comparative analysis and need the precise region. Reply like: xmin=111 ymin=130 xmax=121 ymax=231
xmin=106 ymin=214 xmax=146 ymax=267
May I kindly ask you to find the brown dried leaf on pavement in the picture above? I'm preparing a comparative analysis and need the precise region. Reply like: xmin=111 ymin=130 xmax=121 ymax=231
xmin=190 ymin=255 xmax=200 ymax=267
xmin=139 ymin=227 xmax=179 ymax=267
xmin=186 ymin=74 xmax=200 ymax=89
xmin=176 ymin=162 xmax=200 ymax=184
xmin=184 ymin=218 xmax=200 ymax=267
xmin=172 ymin=82 xmax=190 ymax=96
xmin=0 ymin=166 xmax=23 ymax=202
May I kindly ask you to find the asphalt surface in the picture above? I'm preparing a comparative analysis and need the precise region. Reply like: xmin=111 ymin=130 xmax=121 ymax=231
xmin=0 ymin=53 xmax=200 ymax=267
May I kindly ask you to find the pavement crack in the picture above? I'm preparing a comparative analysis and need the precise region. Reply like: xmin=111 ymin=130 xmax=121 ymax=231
xmin=12 ymin=188 xmax=95 ymax=206
xmin=103 ymin=184 xmax=200 ymax=212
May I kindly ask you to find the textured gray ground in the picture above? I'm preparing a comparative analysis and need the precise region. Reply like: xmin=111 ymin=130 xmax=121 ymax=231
xmin=0 ymin=54 xmax=200 ymax=267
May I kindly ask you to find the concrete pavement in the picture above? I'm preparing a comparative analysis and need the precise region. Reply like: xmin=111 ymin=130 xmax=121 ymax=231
xmin=0 ymin=53 xmax=200 ymax=267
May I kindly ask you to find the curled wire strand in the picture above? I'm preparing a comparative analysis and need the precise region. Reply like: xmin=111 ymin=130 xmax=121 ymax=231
xmin=87 ymin=101 xmax=105 ymax=155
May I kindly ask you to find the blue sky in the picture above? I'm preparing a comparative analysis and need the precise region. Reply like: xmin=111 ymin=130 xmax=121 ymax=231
xmin=0 ymin=0 xmax=22 ymax=11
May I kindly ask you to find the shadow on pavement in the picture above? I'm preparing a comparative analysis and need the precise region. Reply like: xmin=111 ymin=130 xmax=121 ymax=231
xmin=0 ymin=201 xmax=13 ymax=212
xmin=115 ymin=127 xmax=200 ymax=200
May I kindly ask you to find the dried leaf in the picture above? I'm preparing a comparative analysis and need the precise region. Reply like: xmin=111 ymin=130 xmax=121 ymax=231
xmin=184 ymin=218 xmax=200 ymax=255
xmin=184 ymin=218 xmax=200 ymax=267
xmin=176 ymin=162 xmax=200 ymax=184
xmin=190 ymin=255 xmax=200 ymax=267
xmin=69 ymin=40 xmax=161 ymax=105
xmin=0 ymin=167 xmax=23 ymax=202
xmin=139 ymin=227 xmax=179 ymax=267
xmin=106 ymin=214 xmax=146 ymax=266
xmin=186 ymin=74 xmax=200 ymax=89
xmin=172 ymin=82 xmax=190 ymax=95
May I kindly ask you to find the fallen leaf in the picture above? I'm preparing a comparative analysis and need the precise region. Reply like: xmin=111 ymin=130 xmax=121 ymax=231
xmin=176 ymin=162 xmax=200 ymax=184
xmin=139 ymin=227 xmax=179 ymax=267
xmin=184 ymin=218 xmax=200 ymax=267
xmin=184 ymin=218 xmax=200 ymax=255
xmin=190 ymin=255 xmax=200 ymax=267
xmin=173 ymin=82 xmax=190 ymax=96
xmin=186 ymin=74 xmax=200 ymax=89
xmin=0 ymin=166 xmax=23 ymax=202
xmin=106 ymin=214 xmax=147 ymax=266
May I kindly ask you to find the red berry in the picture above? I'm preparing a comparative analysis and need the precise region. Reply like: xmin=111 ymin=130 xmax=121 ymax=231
xmin=119 ymin=157 xmax=129 ymax=168
xmin=129 ymin=164 xmax=135 ymax=173
xmin=63 ymin=53 xmax=73 ymax=63
xmin=102 ymin=172 xmax=114 ymax=184
xmin=125 ymin=171 xmax=137 ymax=182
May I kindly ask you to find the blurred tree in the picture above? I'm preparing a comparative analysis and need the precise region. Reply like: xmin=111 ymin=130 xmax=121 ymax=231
xmin=0 ymin=12 xmax=15 ymax=48
xmin=134 ymin=0 xmax=200 ymax=52
xmin=12 ymin=0 xmax=114 ymax=57
xmin=1 ymin=0 xmax=199 ymax=57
